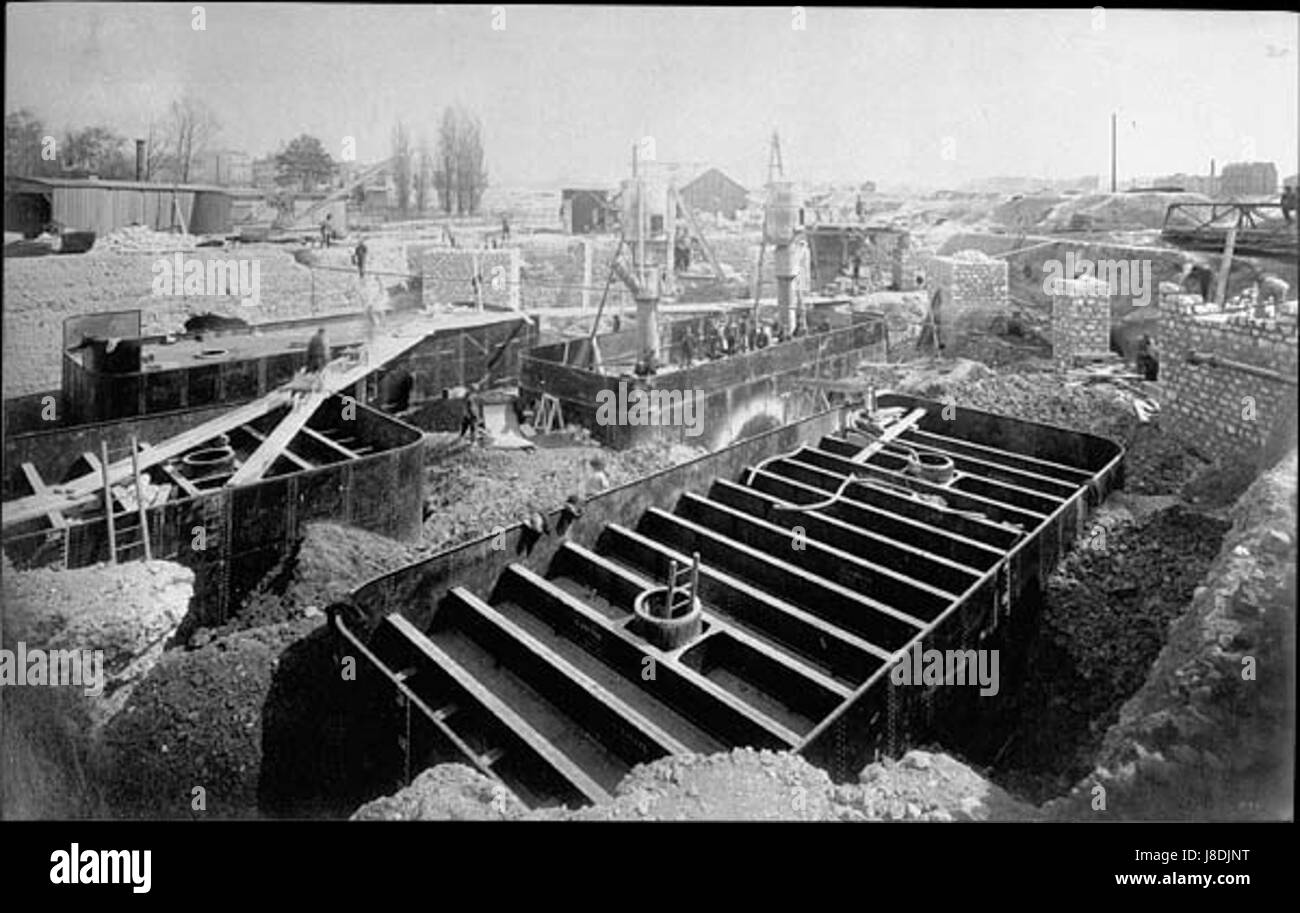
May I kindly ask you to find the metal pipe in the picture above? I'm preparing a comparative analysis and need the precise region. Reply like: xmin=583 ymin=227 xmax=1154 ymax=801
xmin=665 ymin=559 xmax=678 ymax=619
xmin=1185 ymin=350 xmax=1298 ymax=386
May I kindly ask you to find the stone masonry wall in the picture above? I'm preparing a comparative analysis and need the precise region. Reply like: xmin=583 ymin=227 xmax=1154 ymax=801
xmin=1050 ymin=277 xmax=1112 ymax=366
xmin=420 ymin=248 xmax=520 ymax=310
xmin=1161 ymin=295 xmax=1299 ymax=465
xmin=924 ymin=252 xmax=1009 ymax=353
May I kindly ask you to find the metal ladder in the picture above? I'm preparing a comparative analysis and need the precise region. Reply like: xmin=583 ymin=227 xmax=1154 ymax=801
xmin=663 ymin=551 xmax=701 ymax=617
xmin=99 ymin=436 xmax=153 ymax=564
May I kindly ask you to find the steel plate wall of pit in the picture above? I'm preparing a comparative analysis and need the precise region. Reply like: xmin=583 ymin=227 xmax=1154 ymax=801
xmin=341 ymin=408 xmax=851 ymax=637
xmin=798 ymin=394 xmax=1125 ymax=780
xmin=1 ymin=400 xmax=425 ymax=625
xmin=519 ymin=318 xmax=887 ymax=450
xmin=3 ymin=402 xmax=239 ymax=501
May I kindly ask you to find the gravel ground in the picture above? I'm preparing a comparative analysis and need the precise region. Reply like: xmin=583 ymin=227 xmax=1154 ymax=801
xmin=419 ymin=436 xmax=705 ymax=552
xmin=873 ymin=357 xmax=1223 ymax=496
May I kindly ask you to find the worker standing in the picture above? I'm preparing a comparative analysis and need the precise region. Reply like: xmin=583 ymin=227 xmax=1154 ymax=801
xmin=305 ymin=327 xmax=329 ymax=392
xmin=353 ymin=236 xmax=368 ymax=279
xmin=320 ymin=213 xmax=333 ymax=249
xmin=1256 ymin=273 xmax=1291 ymax=311
xmin=1135 ymin=334 xmax=1159 ymax=382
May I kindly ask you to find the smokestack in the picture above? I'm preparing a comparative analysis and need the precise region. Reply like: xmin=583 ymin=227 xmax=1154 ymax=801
xmin=135 ymin=140 xmax=145 ymax=182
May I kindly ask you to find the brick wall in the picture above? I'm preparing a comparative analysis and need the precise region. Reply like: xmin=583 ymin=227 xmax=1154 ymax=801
xmin=1050 ymin=278 xmax=1112 ymax=365
xmin=924 ymin=252 xmax=1009 ymax=353
xmin=1161 ymin=294 xmax=1299 ymax=465
xmin=420 ymin=248 xmax=520 ymax=310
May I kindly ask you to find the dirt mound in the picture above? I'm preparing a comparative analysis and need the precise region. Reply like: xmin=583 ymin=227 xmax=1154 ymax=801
xmin=419 ymin=439 xmax=705 ymax=553
xmin=844 ymin=750 xmax=1038 ymax=821
xmin=95 ymin=615 xmax=328 ymax=818
xmin=1046 ymin=451 xmax=1296 ymax=820
xmin=355 ymin=748 xmax=1036 ymax=821
xmin=3 ymin=558 xmax=194 ymax=731
xmin=1042 ymin=191 xmax=1211 ymax=232
xmin=232 ymin=522 xmax=424 ymax=633
xmin=351 ymin=765 xmax=528 ymax=821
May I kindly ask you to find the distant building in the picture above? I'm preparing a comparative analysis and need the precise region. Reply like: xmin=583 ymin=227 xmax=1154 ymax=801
xmin=1219 ymin=162 xmax=1278 ymax=197
xmin=679 ymin=167 xmax=749 ymax=221
xmin=560 ymin=189 xmax=612 ymax=234
xmin=4 ymin=177 xmax=231 ymax=236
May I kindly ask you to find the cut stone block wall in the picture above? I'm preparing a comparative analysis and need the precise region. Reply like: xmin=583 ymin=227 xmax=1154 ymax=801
xmin=1161 ymin=294 xmax=1299 ymax=465
xmin=420 ymin=248 xmax=520 ymax=310
xmin=924 ymin=252 xmax=1009 ymax=353
xmin=1050 ymin=277 xmax=1112 ymax=365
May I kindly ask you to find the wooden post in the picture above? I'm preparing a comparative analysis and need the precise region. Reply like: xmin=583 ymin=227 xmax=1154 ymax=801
xmin=101 ymin=440 xmax=117 ymax=564
xmin=131 ymin=435 xmax=152 ymax=561
xmin=581 ymin=239 xmax=593 ymax=313
xmin=1214 ymin=226 xmax=1236 ymax=306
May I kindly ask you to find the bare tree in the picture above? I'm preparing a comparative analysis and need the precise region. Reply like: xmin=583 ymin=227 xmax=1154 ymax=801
xmin=435 ymin=106 xmax=489 ymax=216
xmin=163 ymin=95 xmax=219 ymax=183
xmin=414 ymin=137 xmax=433 ymax=215
xmin=4 ymin=108 xmax=59 ymax=178
xmin=391 ymin=121 xmax=411 ymax=217
xmin=454 ymin=110 xmax=488 ymax=215
xmin=436 ymin=108 xmax=458 ymax=215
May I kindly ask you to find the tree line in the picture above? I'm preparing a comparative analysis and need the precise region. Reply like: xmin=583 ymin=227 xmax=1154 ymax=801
xmin=5 ymin=99 xmax=489 ymax=218
xmin=4 ymin=95 xmax=219 ymax=183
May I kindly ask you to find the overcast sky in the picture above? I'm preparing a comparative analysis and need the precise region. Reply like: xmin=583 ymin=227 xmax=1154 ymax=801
xmin=6 ymin=4 xmax=1298 ymax=189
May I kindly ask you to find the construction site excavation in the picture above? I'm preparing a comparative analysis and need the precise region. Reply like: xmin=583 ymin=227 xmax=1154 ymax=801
xmin=2 ymin=5 xmax=1294 ymax=834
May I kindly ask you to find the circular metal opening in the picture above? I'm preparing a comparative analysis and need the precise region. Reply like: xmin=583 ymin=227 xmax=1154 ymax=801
xmin=195 ymin=348 xmax=229 ymax=359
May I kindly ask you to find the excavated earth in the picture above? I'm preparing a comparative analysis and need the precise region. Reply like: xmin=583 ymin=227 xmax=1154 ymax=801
xmin=4 ymin=359 xmax=1292 ymax=821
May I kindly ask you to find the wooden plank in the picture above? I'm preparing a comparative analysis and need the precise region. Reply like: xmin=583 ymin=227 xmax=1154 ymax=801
xmin=298 ymin=426 xmax=361 ymax=460
xmin=20 ymin=462 xmax=67 ymax=530
xmin=227 ymin=391 xmax=326 ymax=486
xmin=849 ymin=408 xmax=926 ymax=463
xmin=157 ymin=461 xmax=201 ymax=498
xmin=3 ymin=391 xmax=293 ymax=530
xmin=240 ymin=423 xmax=316 ymax=472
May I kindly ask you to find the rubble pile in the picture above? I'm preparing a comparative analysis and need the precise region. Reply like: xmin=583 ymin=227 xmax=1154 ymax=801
xmin=98 ymin=225 xmax=197 ymax=254
xmin=353 ymin=748 xmax=1038 ymax=822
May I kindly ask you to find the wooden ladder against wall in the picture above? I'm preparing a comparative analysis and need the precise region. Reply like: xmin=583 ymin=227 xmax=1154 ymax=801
xmin=99 ymin=436 xmax=153 ymax=564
